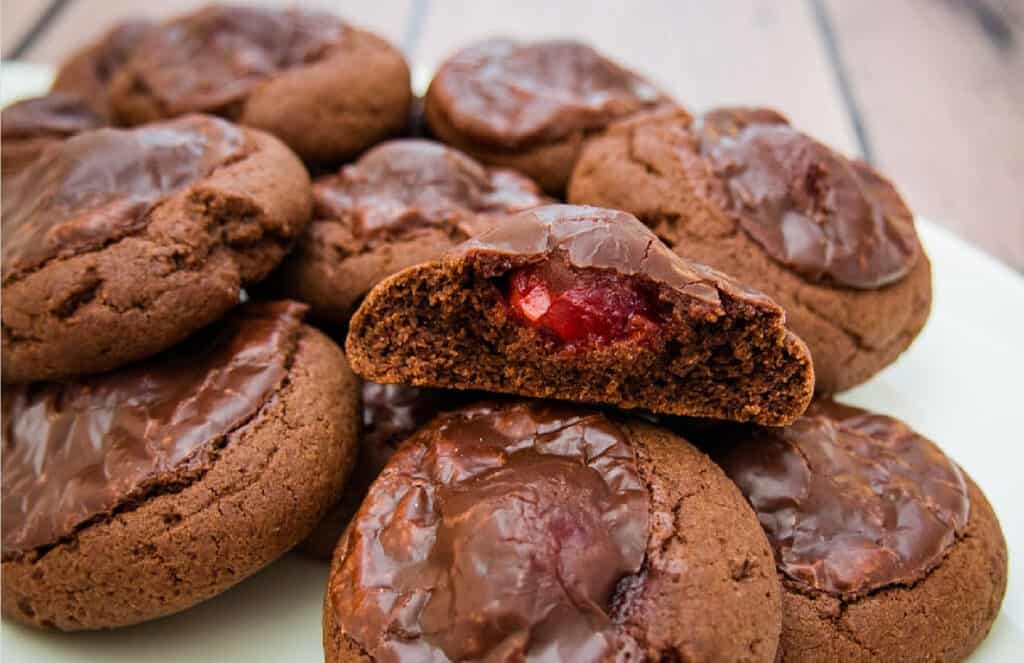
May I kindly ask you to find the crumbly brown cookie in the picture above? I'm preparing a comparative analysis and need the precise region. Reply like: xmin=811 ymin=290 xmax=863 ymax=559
xmin=268 ymin=139 xmax=547 ymax=325
xmin=2 ymin=301 xmax=360 ymax=631
xmin=2 ymin=114 xmax=312 ymax=383
xmin=0 ymin=93 xmax=105 ymax=178
xmin=346 ymin=204 xmax=813 ymax=425
xmin=107 ymin=6 xmax=411 ymax=165
xmin=705 ymin=400 xmax=1007 ymax=662
xmin=50 ymin=19 xmax=152 ymax=118
xmin=568 ymin=108 xmax=931 ymax=394
xmin=324 ymin=401 xmax=781 ymax=662
xmin=425 ymin=39 xmax=675 ymax=194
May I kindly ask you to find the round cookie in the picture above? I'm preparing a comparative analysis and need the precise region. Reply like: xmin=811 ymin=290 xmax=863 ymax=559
xmin=569 ymin=108 xmax=931 ymax=394
xmin=2 ymin=114 xmax=312 ymax=383
xmin=424 ymin=38 xmax=675 ymax=194
xmin=107 ymin=6 xmax=411 ymax=165
xmin=270 ymin=139 xmax=547 ymax=324
xmin=2 ymin=301 xmax=361 ymax=631
xmin=708 ymin=400 xmax=1007 ymax=662
xmin=0 ymin=93 xmax=105 ymax=178
xmin=50 ymin=19 xmax=152 ymax=118
xmin=324 ymin=400 xmax=782 ymax=662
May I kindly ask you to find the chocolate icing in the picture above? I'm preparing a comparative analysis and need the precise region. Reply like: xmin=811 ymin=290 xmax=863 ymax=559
xmin=697 ymin=107 xmax=921 ymax=289
xmin=118 ymin=6 xmax=347 ymax=115
xmin=1 ymin=93 xmax=105 ymax=140
xmin=88 ymin=20 xmax=153 ymax=84
xmin=715 ymin=400 xmax=970 ymax=597
xmin=430 ymin=39 xmax=666 ymax=149
xmin=1 ymin=114 xmax=245 ymax=282
xmin=313 ymin=139 xmax=545 ymax=244
xmin=455 ymin=204 xmax=777 ymax=311
xmin=331 ymin=401 xmax=649 ymax=662
xmin=1 ymin=301 xmax=306 ymax=556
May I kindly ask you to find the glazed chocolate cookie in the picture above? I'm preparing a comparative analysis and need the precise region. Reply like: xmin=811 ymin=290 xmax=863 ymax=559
xmin=108 ymin=6 xmax=411 ymax=164
xmin=0 ymin=93 xmax=105 ymax=177
xmin=301 ymin=382 xmax=475 ymax=560
xmin=2 ymin=301 xmax=360 ymax=631
xmin=51 ymin=19 xmax=152 ymax=117
xmin=424 ymin=38 xmax=674 ymax=194
xmin=707 ymin=400 xmax=1007 ymax=662
xmin=2 ymin=114 xmax=311 ymax=383
xmin=346 ymin=204 xmax=814 ymax=425
xmin=569 ymin=108 xmax=931 ymax=394
xmin=324 ymin=400 xmax=781 ymax=662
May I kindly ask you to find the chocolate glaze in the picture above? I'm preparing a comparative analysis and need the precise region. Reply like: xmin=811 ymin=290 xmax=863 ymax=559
xmin=88 ymin=20 xmax=153 ymax=84
xmin=430 ymin=39 xmax=667 ymax=149
xmin=455 ymin=204 xmax=778 ymax=312
xmin=1 ymin=114 xmax=245 ymax=282
xmin=715 ymin=400 xmax=970 ymax=597
xmin=697 ymin=107 xmax=921 ymax=289
xmin=1 ymin=93 xmax=105 ymax=140
xmin=331 ymin=401 xmax=649 ymax=662
xmin=1 ymin=301 xmax=306 ymax=556
xmin=313 ymin=139 xmax=545 ymax=244
xmin=118 ymin=6 xmax=347 ymax=115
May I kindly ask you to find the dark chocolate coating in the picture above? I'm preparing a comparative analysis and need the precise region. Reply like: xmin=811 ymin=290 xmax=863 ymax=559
xmin=715 ymin=400 xmax=970 ymax=598
xmin=1 ymin=114 xmax=245 ymax=282
xmin=330 ymin=401 xmax=649 ymax=662
xmin=697 ymin=108 xmax=920 ymax=289
xmin=313 ymin=139 xmax=546 ymax=243
xmin=0 ymin=93 xmax=105 ymax=140
xmin=428 ymin=39 xmax=665 ymax=149
xmin=1 ymin=301 xmax=306 ymax=555
xmin=115 ymin=6 xmax=347 ymax=116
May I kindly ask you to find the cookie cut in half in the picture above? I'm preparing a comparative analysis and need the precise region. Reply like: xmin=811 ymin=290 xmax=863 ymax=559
xmin=324 ymin=400 xmax=781 ymax=662
xmin=346 ymin=204 xmax=814 ymax=425
xmin=707 ymin=400 xmax=1007 ymax=663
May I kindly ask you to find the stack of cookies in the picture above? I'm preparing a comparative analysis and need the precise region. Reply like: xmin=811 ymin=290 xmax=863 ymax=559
xmin=1 ymin=6 xmax=1007 ymax=663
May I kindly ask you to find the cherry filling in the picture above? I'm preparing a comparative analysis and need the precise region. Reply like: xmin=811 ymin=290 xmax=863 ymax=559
xmin=507 ymin=260 xmax=662 ymax=347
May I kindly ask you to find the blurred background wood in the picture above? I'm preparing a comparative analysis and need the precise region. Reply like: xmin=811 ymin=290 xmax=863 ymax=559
xmin=1 ymin=0 xmax=1021 ymax=271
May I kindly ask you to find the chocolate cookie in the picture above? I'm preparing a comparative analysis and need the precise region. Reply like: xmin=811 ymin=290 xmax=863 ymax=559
xmin=300 ymin=382 xmax=475 ymax=560
xmin=707 ymin=400 xmax=1007 ymax=662
xmin=346 ymin=204 xmax=814 ymax=425
xmin=51 ymin=19 xmax=152 ymax=118
xmin=2 ymin=301 xmax=361 ymax=631
xmin=108 ymin=6 xmax=412 ymax=164
xmin=569 ymin=108 xmax=931 ymax=394
xmin=424 ymin=38 xmax=674 ymax=194
xmin=0 ymin=93 xmax=105 ymax=178
xmin=269 ymin=139 xmax=547 ymax=324
xmin=2 ymin=114 xmax=312 ymax=383
xmin=324 ymin=400 xmax=781 ymax=662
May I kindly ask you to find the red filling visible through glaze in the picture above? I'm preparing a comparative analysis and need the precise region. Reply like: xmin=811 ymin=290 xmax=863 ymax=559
xmin=507 ymin=261 xmax=661 ymax=347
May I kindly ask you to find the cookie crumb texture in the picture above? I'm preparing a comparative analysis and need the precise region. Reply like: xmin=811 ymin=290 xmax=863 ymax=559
xmin=107 ymin=6 xmax=412 ymax=164
xmin=1 ymin=302 xmax=360 ymax=630
xmin=346 ymin=205 xmax=813 ymax=425
xmin=1 ymin=114 xmax=312 ymax=383
xmin=323 ymin=402 xmax=780 ymax=662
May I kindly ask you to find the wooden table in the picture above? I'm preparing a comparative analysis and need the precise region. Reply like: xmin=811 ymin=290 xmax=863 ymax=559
xmin=3 ymin=0 xmax=1022 ymax=271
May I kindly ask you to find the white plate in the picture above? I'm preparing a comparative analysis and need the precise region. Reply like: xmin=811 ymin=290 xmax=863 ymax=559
xmin=2 ymin=61 xmax=1022 ymax=662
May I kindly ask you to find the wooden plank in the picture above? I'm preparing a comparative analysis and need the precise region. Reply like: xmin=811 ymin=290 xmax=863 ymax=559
xmin=824 ymin=0 xmax=1024 ymax=270
xmin=1 ymin=0 xmax=51 ymax=58
xmin=414 ymin=0 xmax=859 ymax=154
xmin=22 ymin=0 xmax=412 ymax=64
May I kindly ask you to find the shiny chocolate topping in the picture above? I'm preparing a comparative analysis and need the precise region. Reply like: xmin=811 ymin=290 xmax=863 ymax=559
xmin=456 ymin=204 xmax=778 ymax=311
xmin=118 ymin=6 xmax=347 ymax=115
xmin=697 ymin=107 xmax=921 ymax=289
xmin=430 ymin=39 xmax=666 ymax=149
xmin=331 ymin=401 xmax=649 ymax=662
xmin=1 ymin=93 xmax=105 ymax=140
xmin=1 ymin=301 xmax=306 ymax=556
xmin=313 ymin=139 xmax=545 ymax=243
xmin=716 ymin=400 xmax=970 ymax=597
xmin=1 ymin=114 xmax=245 ymax=282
